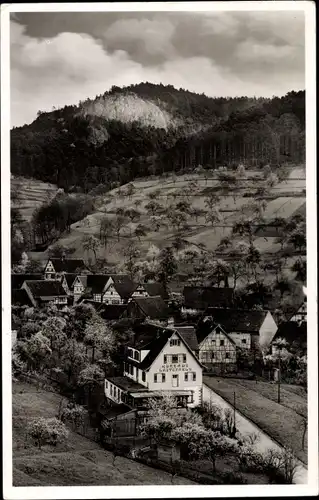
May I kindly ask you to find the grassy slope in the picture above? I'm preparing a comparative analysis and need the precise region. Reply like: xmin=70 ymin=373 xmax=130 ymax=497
xmin=12 ymin=382 xmax=195 ymax=486
xmin=203 ymin=376 xmax=307 ymax=465
xmin=11 ymin=176 xmax=58 ymax=222
xmin=37 ymin=166 xmax=305 ymax=268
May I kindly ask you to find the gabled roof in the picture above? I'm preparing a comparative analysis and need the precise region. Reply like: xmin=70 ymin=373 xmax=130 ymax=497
xmin=132 ymin=296 xmax=170 ymax=320
xmin=46 ymin=258 xmax=87 ymax=273
xmin=202 ymin=308 xmax=269 ymax=334
xmin=174 ymin=325 xmax=198 ymax=351
xmin=83 ymin=300 xmax=127 ymax=320
xmin=183 ymin=286 xmax=234 ymax=310
xmin=24 ymin=280 xmax=67 ymax=298
xmin=272 ymin=321 xmax=307 ymax=348
xmin=128 ymin=322 xmax=203 ymax=371
xmin=197 ymin=322 xmax=236 ymax=346
xmin=85 ymin=274 xmax=111 ymax=293
xmin=11 ymin=288 xmax=34 ymax=307
xmin=111 ymin=275 xmax=136 ymax=299
xmin=63 ymin=273 xmax=78 ymax=288
xmin=11 ymin=274 xmax=42 ymax=290
xmin=142 ymin=282 xmax=169 ymax=300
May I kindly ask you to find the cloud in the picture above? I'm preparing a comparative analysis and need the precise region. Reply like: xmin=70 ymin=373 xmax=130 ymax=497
xmin=10 ymin=11 xmax=305 ymax=128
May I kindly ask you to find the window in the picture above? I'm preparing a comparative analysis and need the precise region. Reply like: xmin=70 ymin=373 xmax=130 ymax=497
xmin=184 ymin=372 xmax=189 ymax=382
xmin=134 ymin=351 xmax=140 ymax=361
xmin=114 ymin=387 xmax=117 ymax=398
xmin=110 ymin=385 xmax=113 ymax=396
xmin=172 ymin=355 xmax=178 ymax=364
xmin=170 ymin=339 xmax=180 ymax=347
xmin=112 ymin=299 xmax=120 ymax=304
xmin=178 ymin=354 xmax=187 ymax=363
xmin=220 ymin=339 xmax=225 ymax=346
xmin=154 ymin=374 xmax=158 ymax=383
xmin=162 ymin=374 xmax=166 ymax=383
xmin=242 ymin=339 xmax=247 ymax=344
xmin=47 ymin=273 xmax=51 ymax=279
xmin=192 ymin=372 xmax=196 ymax=381
xmin=211 ymin=352 xmax=215 ymax=359
xmin=142 ymin=371 xmax=146 ymax=382
xmin=127 ymin=348 xmax=133 ymax=358
xmin=225 ymin=353 xmax=230 ymax=359
xmin=105 ymin=381 xmax=108 ymax=389
xmin=172 ymin=374 xmax=179 ymax=387
xmin=164 ymin=355 xmax=171 ymax=364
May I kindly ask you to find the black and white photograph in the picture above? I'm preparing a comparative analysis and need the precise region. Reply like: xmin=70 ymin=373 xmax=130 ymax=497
xmin=1 ymin=1 xmax=317 ymax=498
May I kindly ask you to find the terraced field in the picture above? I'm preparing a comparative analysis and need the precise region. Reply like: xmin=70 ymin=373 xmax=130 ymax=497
xmin=11 ymin=176 xmax=58 ymax=222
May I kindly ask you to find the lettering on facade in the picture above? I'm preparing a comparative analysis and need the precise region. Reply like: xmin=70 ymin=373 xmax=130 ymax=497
xmin=159 ymin=364 xmax=192 ymax=373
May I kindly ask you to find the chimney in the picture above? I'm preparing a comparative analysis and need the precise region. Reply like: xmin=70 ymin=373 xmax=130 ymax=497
xmin=168 ymin=317 xmax=174 ymax=327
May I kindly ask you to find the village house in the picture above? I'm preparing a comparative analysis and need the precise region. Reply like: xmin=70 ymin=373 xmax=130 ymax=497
xmin=197 ymin=323 xmax=237 ymax=371
xmin=73 ymin=274 xmax=135 ymax=304
xmin=182 ymin=286 xmax=234 ymax=315
xmin=199 ymin=308 xmax=278 ymax=351
xmin=124 ymin=296 xmax=170 ymax=322
xmin=289 ymin=298 xmax=307 ymax=324
xmin=81 ymin=300 xmax=128 ymax=321
xmin=21 ymin=280 xmax=68 ymax=307
xmin=11 ymin=288 xmax=35 ymax=308
xmin=43 ymin=257 xmax=88 ymax=281
xmin=60 ymin=273 xmax=78 ymax=296
xmin=131 ymin=282 xmax=170 ymax=302
xmin=104 ymin=321 xmax=203 ymax=409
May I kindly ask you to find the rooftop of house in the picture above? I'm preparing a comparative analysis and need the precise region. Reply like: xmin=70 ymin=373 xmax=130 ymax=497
xmin=11 ymin=288 xmax=34 ymax=307
xmin=174 ymin=325 xmax=198 ymax=351
xmin=197 ymin=322 xmax=237 ymax=346
xmin=84 ymin=274 xmax=135 ymax=297
xmin=183 ymin=286 xmax=234 ymax=309
xmin=107 ymin=376 xmax=146 ymax=393
xmin=47 ymin=258 xmax=87 ymax=273
xmin=63 ymin=273 xmax=78 ymax=288
xmin=141 ymin=282 xmax=169 ymax=300
xmin=24 ymin=280 xmax=67 ymax=297
xmin=127 ymin=322 xmax=201 ymax=371
xmin=99 ymin=403 xmax=132 ymax=420
xmin=131 ymin=296 xmax=170 ymax=320
xmin=83 ymin=300 xmax=127 ymax=320
xmin=201 ymin=308 xmax=270 ymax=334
xmin=11 ymin=274 xmax=43 ymax=290
xmin=111 ymin=275 xmax=136 ymax=299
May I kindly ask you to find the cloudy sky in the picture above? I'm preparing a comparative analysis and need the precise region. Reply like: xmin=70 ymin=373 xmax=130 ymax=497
xmin=10 ymin=10 xmax=305 ymax=127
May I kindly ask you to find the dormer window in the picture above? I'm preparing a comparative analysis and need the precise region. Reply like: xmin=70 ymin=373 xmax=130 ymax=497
xmin=134 ymin=351 xmax=140 ymax=361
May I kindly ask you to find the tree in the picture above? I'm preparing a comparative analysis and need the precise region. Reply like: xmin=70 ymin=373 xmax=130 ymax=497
xmin=204 ymin=194 xmax=220 ymax=211
xmin=134 ymin=223 xmax=147 ymax=241
xmin=84 ymin=312 xmax=115 ymax=364
xmin=77 ymin=364 xmax=104 ymax=404
xmin=274 ymin=276 xmax=292 ymax=300
xmin=83 ymin=235 xmax=101 ymax=263
xmin=208 ymin=259 xmax=230 ymax=287
xmin=124 ymin=241 xmax=140 ymax=279
xmin=124 ymin=208 xmax=140 ymax=223
xmin=60 ymin=339 xmax=88 ymax=383
xmin=27 ymin=417 xmax=68 ymax=449
xmin=289 ymin=231 xmax=306 ymax=252
xmin=16 ymin=332 xmax=52 ymax=372
xmin=145 ymin=200 xmax=161 ymax=216
xmin=291 ymin=259 xmax=306 ymax=282
xmin=42 ymin=316 xmax=67 ymax=350
xmin=159 ymin=246 xmax=177 ymax=284
xmin=232 ymin=219 xmax=255 ymax=245
xmin=99 ymin=217 xmax=114 ymax=248
xmin=205 ymin=207 xmax=221 ymax=228
xmin=60 ymin=402 xmax=88 ymax=433
xmin=114 ymin=215 xmax=126 ymax=241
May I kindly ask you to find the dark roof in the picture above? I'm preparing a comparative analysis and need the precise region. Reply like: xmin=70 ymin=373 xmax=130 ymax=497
xmin=197 ymin=322 xmax=236 ymax=345
xmin=48 ymin=258 xmax=87 ymax=273
xmin=24 ymin=280 xmax=67 ymax=297
xmin=11 ymin=274 xmax=42 ymax=289
xmin=183 ymin=286 xmax=234 ymax=309
xmin=107 ymin=376 xmax=146 ymax=392
xmin=142 ymin=282 xmax=169 ymax=300
xmin=63 ymin=274 xmax=78 ymax=288
xmin=11 ymin=288 xmax=34 ymax=307
xmin=202 ymin=308 xmax=269 ymax=333
xmin=84 ymin=301 xmax=127 ymax=320
xmin=85 ymin=274 xmax=111 ymax=293
xmin=272 ymin=321 xmax=307 ymax=348
xmin=174 ymin=326 xmax=198 ymax=351
xmin=133 ymin=296 xmax=170 ymax=320
xmin=128 ymin=322 xmax=202 ymax=371
xmin=168 ymin=281 xmax=187 ymax=294
xmin=112 ymin=275 xmax=136 ymax=299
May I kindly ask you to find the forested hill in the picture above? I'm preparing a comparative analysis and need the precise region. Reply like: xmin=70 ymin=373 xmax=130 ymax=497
xmin=11 ymin=82 xmax=305 ymax=192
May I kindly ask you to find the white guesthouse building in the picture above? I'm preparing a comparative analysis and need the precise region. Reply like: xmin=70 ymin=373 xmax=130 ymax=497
xmin=104 ymin=322 xmax=203 ymax=408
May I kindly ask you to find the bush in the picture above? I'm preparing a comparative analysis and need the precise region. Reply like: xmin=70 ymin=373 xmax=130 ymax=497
xmin=27 ymin=417 xmax=69 ymax=448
